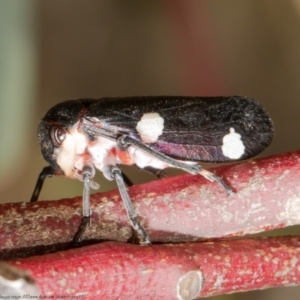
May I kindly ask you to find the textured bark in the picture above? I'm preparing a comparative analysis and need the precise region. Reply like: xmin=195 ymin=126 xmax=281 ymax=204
xmin=1 ymin=150 xmax=300 ymax=259
xmin=1 ymin=150 xmax=300 ymax=298
xmin=9 ymin=237 xmax=300 ymax=299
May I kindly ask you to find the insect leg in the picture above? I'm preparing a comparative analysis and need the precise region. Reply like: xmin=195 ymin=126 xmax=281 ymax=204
xmin=73 ymin=165 xmax=93 ymax=243
xmin=118 ymin=135 xmax=234 ymax=195
xmin=108 ymin=165 xmax=151 ymax=245
xmin=30 ymin=166 xmax=54 ymax=202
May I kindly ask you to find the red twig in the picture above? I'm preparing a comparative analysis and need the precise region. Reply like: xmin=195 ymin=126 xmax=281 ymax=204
xmin=1 ymin=151 xmax=300 ymax=254
xmin=9 ymin=237 xmax=300 ymax=299
xmin=1 ymin=151 xmax=300 ymax=298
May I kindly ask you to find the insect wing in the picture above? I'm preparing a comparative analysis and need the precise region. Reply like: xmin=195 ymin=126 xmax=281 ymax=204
xmin=83 ymin=96 xmax=274 ymax=162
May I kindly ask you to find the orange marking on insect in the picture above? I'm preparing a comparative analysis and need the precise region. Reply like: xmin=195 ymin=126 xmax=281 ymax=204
xmin=80 ymin=151 xmax=92 ymax=165
xmin=107 ymin=147 xmax=117 ymax=157
xmin=117 ymin=149 xmax=134 ymax=165
xmin=107 ymin=147 xmax=133 ymax=164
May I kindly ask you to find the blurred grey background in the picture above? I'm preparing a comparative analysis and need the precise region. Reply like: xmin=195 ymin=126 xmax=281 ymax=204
xmin=1 ymin=0 xmax=300 ymax=299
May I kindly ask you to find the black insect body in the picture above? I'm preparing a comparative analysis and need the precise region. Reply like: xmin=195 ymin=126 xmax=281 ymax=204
xmin=31 ymin=96 xmax=274 ymax=244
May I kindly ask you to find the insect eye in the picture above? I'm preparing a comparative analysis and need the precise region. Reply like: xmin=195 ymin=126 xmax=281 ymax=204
xmin=51 ymin=127 xmax=67 ymax=147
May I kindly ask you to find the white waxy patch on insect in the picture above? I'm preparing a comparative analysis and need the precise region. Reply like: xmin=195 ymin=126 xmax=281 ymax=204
xmin=133 ymin=147 xmax=169 ymax=169
xmin=221 ymin=127 xmax=245 ymax=159
xmin=56 ymin=128 xmax=88 ymax=177
xmin=136 ymin=112 xmax=164 ymax=143
xmin=88 ymin=136 xmax=117 ymax=176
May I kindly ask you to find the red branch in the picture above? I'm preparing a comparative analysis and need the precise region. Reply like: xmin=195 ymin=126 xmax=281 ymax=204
xmin=1 ymin=151 xmax=300 ymax=253
xmin=1 ymin=151 xmax=300 ymax=297
xmin=9 ymin=237 xmax=300 ymax=299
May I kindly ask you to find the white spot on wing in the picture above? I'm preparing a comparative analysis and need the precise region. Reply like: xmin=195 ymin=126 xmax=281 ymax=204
xmin=136 ymin=112 xmax=164 ymax=143
xmin=221 ymin=127 xmax=245 ymax=159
